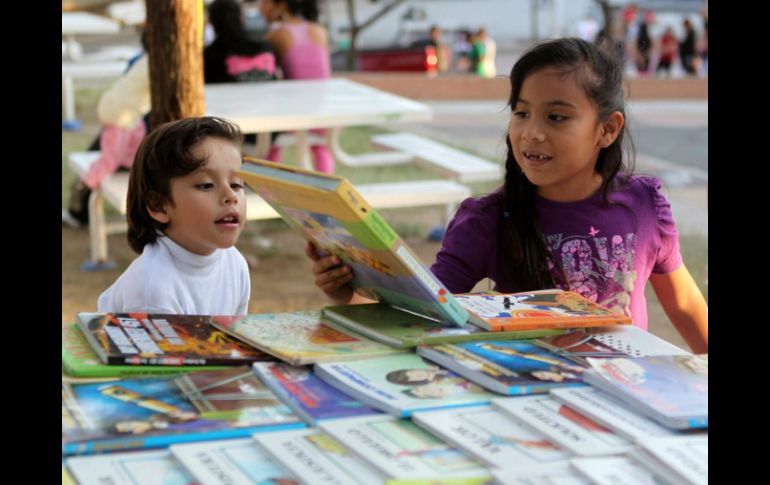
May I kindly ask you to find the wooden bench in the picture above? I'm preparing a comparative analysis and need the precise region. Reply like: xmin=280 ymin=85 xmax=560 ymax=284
xmin=370 ymin=132 xmax=503 ymax=183
xmin=68 ymin=151 xmax=471 ymax=268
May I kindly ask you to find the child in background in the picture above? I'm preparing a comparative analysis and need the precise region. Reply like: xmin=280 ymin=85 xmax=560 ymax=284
xmin=306 ymin=38 xmax=708 ymax=354
xmin=258 ymin=0 xmax=334 ymax=173
xmin=98 ymin=117 xmax=251 ymax=315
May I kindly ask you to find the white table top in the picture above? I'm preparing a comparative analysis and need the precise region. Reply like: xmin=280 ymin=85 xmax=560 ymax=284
xmin=204 ymin=78 xmax=433 ymax=133
xmin=62 ymin=12 xmax=121 ymax=35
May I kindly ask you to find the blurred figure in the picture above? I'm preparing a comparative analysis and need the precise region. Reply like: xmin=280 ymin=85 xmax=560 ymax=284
xmin=453 ymin=29 xmax=473 ymax=72
xmin=412 ymin=25 xmax=449 ymax=72
xmin=679 ymin=19 xmax=698 ymax=76
xmin=635 ymin=11 xmax=653 ymax=75
xmin=475 ymin=27 xmax=496 ymax=78
xmin=699 ymin=6 xmax=708 ymax=74
xmin=655 ymin=26 xmax=677 ymax=78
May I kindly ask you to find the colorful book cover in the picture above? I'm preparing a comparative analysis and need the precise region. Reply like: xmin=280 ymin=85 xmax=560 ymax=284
xmin=411 ymin=405 xmax=572 ymax=469
xmin=170 ymin=438 xmax=296 ymax=485
xmin=583 ymin=355 xmax=708 ymax=430
xmin=570 ymin=456 xmax=661 ymax=485
xmin=550 ymin=387 xmax=678 ymax=443
xmin=62 ymin=366 xmax=304 ymax=456
xmin=319 ymin=415 xmax=491 ymax=480
xmin=314 ymin=353 xmax=495 ymax=417
xmin=416 ymin=340 xmax=586 ymax=395
xmin=65 ymin=449 xmax=194 ymax=485
xmin=238 ymin=158 xmax=469 ymax=326
xmin=535 ymin=329 xmax=629 ymax=366
xmin=253 ymin=427 xmax=386 ymax=485
xmin=323 ymin=303 xmax=565 ymax=348
xmin=493 ymin=395 xmax=633 ymax=457
xmin=635 ymin=436 xmax=708 ymax=485
xmin=454 ymin=290 xmax=630 ymax=331
xmin=76 ymin=312 xmax=271 ymax=366
xmin=63 ymin=323 xmax=229 ymax=378
xmin=208 ymin=310 xmax=401 ymax=365
xmin=252 ymin=362 xmax=383 ymax=424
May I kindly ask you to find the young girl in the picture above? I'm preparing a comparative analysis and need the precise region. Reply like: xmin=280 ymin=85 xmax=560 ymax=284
xmin=258 ymin=0 xmax=334 ymax=173
xmin=306 ymin=38 xmax=708 ymax=354
xmin=98 ymin=116 xmax=251 ymax=315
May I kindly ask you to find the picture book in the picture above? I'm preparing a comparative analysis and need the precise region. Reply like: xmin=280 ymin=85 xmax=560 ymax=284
xmin=584 ymin=325 xmax=691 ymax=358
xmin=492 ymin=395 xmax=633 ymax=457
xmin=634 ymin=436 xmax=708 ymax=485
xmin=534 ymin=329 xmax=629 ymax=366
xmin=411 ymin=405 xmax=572 ymax=469
xmin=208 ymin=310 xmax=401 ymax=365
xmin=570 ymin=456 xmax=660 ymax=485
xmin=65 ymin=449 xmax=194 ymax=485
xmin=314 ymin=353 xmax=495 ymax=417
xmin=416 ymin=340 xmax=586 ymax=395
xmin=252 ymin=427 xmax=385 ymax=485
xmin=323 ymin=303 xmax=565 ymax=349
xmin=454 ymin=290 xmax=630 ymax=331
xmin=319 ymin=415 xmax=491 ymax=480
xmin=582 ymin=355 xmax=708 ymax=430
xmin=63 ymin=323 xmax=228 ymax=378
xmin=238 ymin=158 xmax=468 ymax=326
xmin=170 ymin=438 xmax=296 ymax=485
xmin=62 ymin=366 xmax=304 ymax=456
xmin=491 ymin=462 xmax=589 ymax=485
xmin=550 ymin=387 xmax=678 ymax=443
xmin=252 ymin=362 xmax=383 ymax=425
xmin=76 ymin=312 xmax=271 ymax=366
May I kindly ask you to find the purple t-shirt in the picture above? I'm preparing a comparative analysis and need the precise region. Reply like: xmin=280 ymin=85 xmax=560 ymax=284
xmin=430 ymin=176 xmax=682 ymax=330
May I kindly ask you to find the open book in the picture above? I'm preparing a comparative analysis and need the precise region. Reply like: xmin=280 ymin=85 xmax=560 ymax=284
xmin=238 ymin=158 xmax=468 ymax=326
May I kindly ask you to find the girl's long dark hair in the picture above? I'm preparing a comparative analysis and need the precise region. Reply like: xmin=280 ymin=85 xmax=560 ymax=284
xmin=500 ymin=37 xmax=635 ymax=292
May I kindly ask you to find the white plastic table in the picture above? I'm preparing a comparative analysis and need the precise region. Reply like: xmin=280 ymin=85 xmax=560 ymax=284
xmin=61 ymin=12 xmax=121 ymax=60
xmin=204 ymin=78 xmax=433 ymax=168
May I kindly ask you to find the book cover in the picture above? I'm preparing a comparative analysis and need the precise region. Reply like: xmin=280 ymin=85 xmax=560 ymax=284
xmin=238 ymin=158 xmax=469 ymax=326
xmin=62 ymin=464 xmax=76 ymax=485
xmin=63 ymin=323 xmax=229 ymax=378
xmin=170 ymin=438 xmax=296 ymax=485
xmin=550 ymin=387 xmax=678 ymax=442
xmin=570 ymin=456 xmax=660 ymax=485
xmin=384 ymin=480 xmax=492 ymax=485
xmin=323 ymin=303 xmax=565 ymax=348
xmin=76 ymin=312 xmax=271 ymax=366
xmin=635 ymin=436 xmax=708 ymax=485
xmin=252 ymin=362 xmax=383 ymax=425
xmin=319 ymin=415 xmax=490 ymax=480
xmin=411 ymin=405 xmax=572 ymax=469
xmin=454 ymin=290 xmax=630 ymax=331
xmin=493 ymin=395 xmax=633 ymax=457
xmin=583 ymin=355 xmax=708 ymax=430
xmin=62 ymin=366 xmax=304 ymax=456
xmin=416 ymin=340 xmax=586 ymax=395
xmin=314 ymin=353 xmax=495 ymax=417
xmin=534 ymin=329 xmax=629 ymax=366
xmin=208 ymin=310 xmax=401 ymax=365
xmin=585 ymin=325 xmax=691 ymax=358
xmin=253 ymin=427 xmax=386 ymax=485
xmin=491 ymin=462 xmax=589 ymax=485
xmin=65 ymin=449 xmax=194 ymax=485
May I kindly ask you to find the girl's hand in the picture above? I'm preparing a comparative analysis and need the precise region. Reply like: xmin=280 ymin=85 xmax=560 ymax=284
xmin=305 ymin=241 xmax=355 ymax=305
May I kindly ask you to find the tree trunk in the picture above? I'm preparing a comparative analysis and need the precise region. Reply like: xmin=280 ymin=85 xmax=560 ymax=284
xmin=145 ymin=0 xmax=204 ymax=127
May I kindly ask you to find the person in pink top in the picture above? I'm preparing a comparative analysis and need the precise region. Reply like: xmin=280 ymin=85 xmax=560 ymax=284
xmin=259 ymin=0 xmax=334 ymax=173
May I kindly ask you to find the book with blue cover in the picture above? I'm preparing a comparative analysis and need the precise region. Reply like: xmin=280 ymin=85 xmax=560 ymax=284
xmin=62 ymin=366 xmax=303 ymax=456
xmin=582 ymin=355 xmax=708 ymax=430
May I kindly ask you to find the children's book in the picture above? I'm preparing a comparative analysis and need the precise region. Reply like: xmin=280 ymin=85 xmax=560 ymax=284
xmin=252 ymin=427 xmax=386 ymax=485
xmin=65 ymin=449 xmax=195 ymax=485
xmin=411 ymin=405 xmax=572 ymax=469
xmin=534 ymin=329 xmax=629 ymax=366
xmin=570 ymin=456 xmax=661 ymax=485
xmin=582 ymin=355 xmax=708 ymax=430
xmin=319 ymin=415 xmax=491 ymax=480
xmin=208 ymin=310 xmax=401 ymax=365
xmin=633 ymin=436 xmax=708 ymax=485
xmin=238 ymin=158 xmax=469 ymax=326
xmin=63 ymin=323 xmax=229 ymax=378
xmin=314 ymin=353 xmax=495 ymax=417
xmin=492 ymin=395 xmax=633 ymax=457
xmin=454 ymin=290 xmax=630 ymax=331
xmin=62 ymin=366 xmax=304 ymax=456
xmin=252 ymin=362 xmax=383 ymax=425
xmin=323 ymin=302 xmax=565 ymax=348
xmin=416 ymin=340 xmax=586 ymax=395
xmin=76 ymin=312 xmax=271 ymax=366
xmin=585 ymin=325 xmax=691 ymax=358
xmin=550 ymin=387 xmax=678 ymax=443
xmin=170 ymin=438 xmax=296 ymax=485
xmin=490 ymin=462 xmax=590 ymax=485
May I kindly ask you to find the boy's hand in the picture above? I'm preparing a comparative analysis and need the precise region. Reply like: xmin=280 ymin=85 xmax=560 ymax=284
xmin=305 ymin=241 xmax=355 ymax=305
